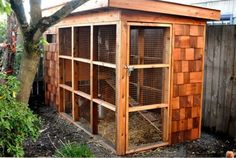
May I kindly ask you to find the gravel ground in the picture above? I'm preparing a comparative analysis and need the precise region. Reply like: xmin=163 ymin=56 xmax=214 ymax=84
xmin=24 ymin=104 xmax=236 ymax=157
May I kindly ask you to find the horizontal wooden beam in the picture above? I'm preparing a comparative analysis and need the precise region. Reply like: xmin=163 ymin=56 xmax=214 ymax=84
xmin=59 ymin=55 xmax=73 ymax=60
xmin=74 ymin=57 xmax=91 ymax=64
xmin=93 ymin=98 xmax=116 ymax=111
xmin=127 ymin=64 xmax=169 ymax=69
xmin=129 ymin=104 xmax=168 ymax=112
xmin=126 ymin=142 xmax=169 ymax=154
xmin=109 ymin=0 xmax=220 ymax=21
xmin=74 ymin=90 xmax=91 ymax=100
xmin=93 ymin=61 xmax=116 ymax=69
xmin=59 ymin=84 xmax=73 ymax=91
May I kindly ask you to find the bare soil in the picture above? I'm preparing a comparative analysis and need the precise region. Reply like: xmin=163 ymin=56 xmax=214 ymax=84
xmin=24 ymin=101 xmax=236 ymax=157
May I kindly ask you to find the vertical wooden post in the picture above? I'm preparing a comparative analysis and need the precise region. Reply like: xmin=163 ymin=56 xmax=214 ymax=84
xmin=162 ymin=27 xmax=171 ymax=142
xmin=72 ymin=27 xmax=79 ymax=121
xmin=116 ymin=21 xmax=127 ymax=155
xmin=91 ymin=25 xmax=98 ymax=134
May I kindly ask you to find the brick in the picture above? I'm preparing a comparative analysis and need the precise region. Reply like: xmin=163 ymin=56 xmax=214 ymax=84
xmin=190 ymin=72 xmax=202 ymax=83
xmin=192 ymin=106 xmax=200 ymax=118
xmin=179 ymin=83 xmax=202 ymax=96
xmin=187 ymin=118 xmax=193 ymax=130
xmin=173 ymin=85 xmax=179 ymax=97
xmin=195 ymin=60 xmax=203 ymax=71
xmin=173 ymin=48 xmax=185 ymax=60
xmin=185 ymin=48 xmax=195 ymax=60
xmin=172 ymin=121 xmax=179 ymax=132
xmin=193 ymin=95 xmax=201 ymax=106
xmin=183 ymin=73 xmax=190 ymax=84
xmin=179 ymin=119 xmax=188 ymax=131
xmin=175 ymin=24 xmax=190 ymax=35
xmin=188 ymin=95 xmax=194 ymax=106
xmin=172 ymin=97 xmax=180 ymax=109
xmin=184 ymin=130 xmax=192 ymax=140
xmin=172 ymin=109 xmax=180 ymax=121
xmin=180 ymin=108 xmax=186 ymax=120
xmin=191 ymin=128 xmax=199 ymax=140
xmin=176 ymin=73 xmax=184 ymax=84
xmin=174 ymin=61 xmax=182 ymax=73
xmin=195 ymin=48 xmax=203 ymax=60
xmin=175 ymin=36 xmax=190 ymax=48
xmin=189 ymin=61 xmax=195 ymax=72
xmin=190 ymin=36 xmax=197 ymax=48
xmin=46 ymin=52 xmax=51 ymax=60
xmin=182 ymin=61 xmax=189 ymax=72
xmin=178 ymin=131 xmax=185 ymax=142
xmin=190 ymin=25 xmax=204 ymax=36
xmin=180 ymin=96 xmax=191 ymax=107
xmin=171 ymin=132 xmax=179 ymax=144
xmin=196 ymin=37 xmax=204 ymax=48
xmin=193 ymin=117 xmax=200 ymax=128
xmin=185 ymin=107 xmax=192 ymax=119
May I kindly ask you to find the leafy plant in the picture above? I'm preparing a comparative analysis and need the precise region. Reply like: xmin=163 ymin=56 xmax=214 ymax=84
xmin=54 ymin=143 xmax=94 ymax=158
xmin=0 ymin=0 xmax=12 ymax=15
xmin=0 ymin=72 xmax=41 ymax=157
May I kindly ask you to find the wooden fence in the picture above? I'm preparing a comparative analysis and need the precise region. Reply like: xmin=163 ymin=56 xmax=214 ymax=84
xmin=203 ymin=25 xmax=236 ymax=139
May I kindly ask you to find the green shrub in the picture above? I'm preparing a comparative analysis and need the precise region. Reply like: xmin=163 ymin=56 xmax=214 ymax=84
xmin=54 ymin=143 xmax=94 ymax=158
xmin=0 ymin=72 xmax=41 ymax=157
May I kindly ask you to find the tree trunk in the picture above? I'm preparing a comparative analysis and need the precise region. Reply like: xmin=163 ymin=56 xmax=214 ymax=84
xmin=17 ymin=50 xmax=40 ymax=103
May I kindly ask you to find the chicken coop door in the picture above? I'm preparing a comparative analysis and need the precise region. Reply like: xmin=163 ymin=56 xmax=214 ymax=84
xmin=126 ymin=24 xmax=171 ymax=151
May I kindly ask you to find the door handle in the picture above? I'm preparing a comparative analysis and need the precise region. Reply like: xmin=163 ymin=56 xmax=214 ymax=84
xmin=124 ymin=65 xmax=134 ymax=76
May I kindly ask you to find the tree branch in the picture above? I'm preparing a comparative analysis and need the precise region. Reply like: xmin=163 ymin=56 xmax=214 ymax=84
xmin=30 ymin=0 xmax=42 ymax=25
xmin=9 ymin=0 xmax=28 ymax=34
xmin=33 ymin=0 xmax=89 ymax=40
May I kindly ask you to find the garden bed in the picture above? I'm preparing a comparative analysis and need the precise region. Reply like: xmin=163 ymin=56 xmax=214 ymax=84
xmin=24 ymin=101 xmax=236 ymax=157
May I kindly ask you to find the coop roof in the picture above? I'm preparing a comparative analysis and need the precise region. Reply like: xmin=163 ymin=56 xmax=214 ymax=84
xmin=42 ymin=0 xmax=220 ymax=21
xmin=73 ymin=0 xmax=220 ymax=20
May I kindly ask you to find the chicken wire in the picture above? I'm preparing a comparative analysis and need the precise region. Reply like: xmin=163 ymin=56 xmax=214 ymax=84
xmin=129 ymin=68 xmax=168 ymax=106
xmin=96 ymin=66 xmax=116 ymax=105
xmin=74 ymin=61 xmax=90 ymax=94
xmin=130 ymin=27 xmax=166 ymax=65
xmin=94 ymin=25 xmax=116 ymax=64
xmin=74 ymin=26 xmax=91 ymax=59
xmin=75 ymin=95 xmax=91 ymax=129
xmin=59 ymin=27 xmax=72 ymax=56
xmin=59 ymin=59 xmax=72 ymax=87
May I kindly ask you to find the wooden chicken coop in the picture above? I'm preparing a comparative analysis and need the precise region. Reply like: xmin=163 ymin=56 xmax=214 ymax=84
xmin=43 ymin=0 xmax=220 ymax=155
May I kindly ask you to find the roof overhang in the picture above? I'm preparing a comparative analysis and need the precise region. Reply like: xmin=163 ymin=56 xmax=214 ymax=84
xmin=43 ymin=0 xmax=221 ymax=21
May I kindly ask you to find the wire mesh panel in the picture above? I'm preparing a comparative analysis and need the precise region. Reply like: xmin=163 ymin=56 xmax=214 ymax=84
xmin=75 ymin=95 xmax=91 ymax=130
xmin=60 ymin=88 xmax=72 ymax=117
xmin=95 ymin=66 xmax=116 ymax=105
xmin=59 ymin=59 xmax=72 ymax=87
xmin=94 ymin=25 xmax=116 ymax=64
xmin=127 ymin=25 xmax=170 ymax=150
xmin=74 ymin=26 xmax=91 ymax=59
xmin=59 ymin=27 xmax=72 ymax=56
xmin=130 ymin=27 xmax=168 ymax=65
xmin=129 ymin=68 xmax=168 ymax=106
xmin=74 ymin=61 xmax=90 ymax=94
xmin=128 ymin=108 xmax=164 ymax=149
xmin=98 ymin=106 xmax=116 ymax=147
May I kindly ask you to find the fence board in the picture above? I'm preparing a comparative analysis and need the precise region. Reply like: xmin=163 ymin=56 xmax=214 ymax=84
xmin=203 ymin=25 xmax=236 ymax=139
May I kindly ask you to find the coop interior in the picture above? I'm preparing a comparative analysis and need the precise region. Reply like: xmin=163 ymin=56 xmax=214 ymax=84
xmin=58 ymin=24 xmax=170 ymax=151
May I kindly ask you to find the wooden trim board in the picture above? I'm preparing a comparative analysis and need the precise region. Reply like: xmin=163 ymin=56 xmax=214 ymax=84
xmin=109 ymin=0 xmax=220 ymax=21
xmin=43 ymin=0 xmax=220 ymax=21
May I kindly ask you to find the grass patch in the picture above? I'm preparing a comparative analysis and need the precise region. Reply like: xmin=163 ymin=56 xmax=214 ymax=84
xmin=54 ymin=143 xmax=94 ymax=157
